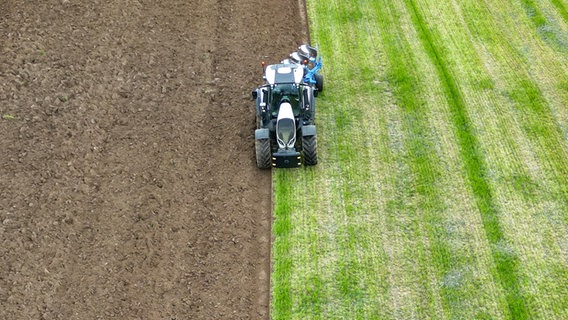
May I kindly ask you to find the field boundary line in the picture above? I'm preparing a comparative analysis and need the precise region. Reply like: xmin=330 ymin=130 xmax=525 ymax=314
xmin=270 ymin=3 xmax=312 ymax=319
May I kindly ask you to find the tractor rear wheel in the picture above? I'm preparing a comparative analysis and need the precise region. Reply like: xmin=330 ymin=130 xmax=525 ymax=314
xmin=315 ymin=73 xmax=324 ymax=93
xmin=255 ymin=139 xmax=272 ymax=169
xmin=303 ymin=135 xmax=318 ymax=166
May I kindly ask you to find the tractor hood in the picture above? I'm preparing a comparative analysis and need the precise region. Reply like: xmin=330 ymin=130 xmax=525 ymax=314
xmin=276 ymin=102 xmax=296 ymax=150
xmin=265 ymin=64 xmax=304 ymax=85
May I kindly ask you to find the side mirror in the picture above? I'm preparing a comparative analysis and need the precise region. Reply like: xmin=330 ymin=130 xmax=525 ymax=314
xmin=252 ymin=90 xmax=258 ymax=100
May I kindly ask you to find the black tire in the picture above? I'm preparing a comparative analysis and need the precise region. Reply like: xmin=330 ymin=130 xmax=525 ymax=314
xmin=303 ymin=135 xmax=318 ymax=166
xmin=255 ymin=139 xmax=272 ymax=169
xmin=315 ymin=73 xmax=324 ymax=93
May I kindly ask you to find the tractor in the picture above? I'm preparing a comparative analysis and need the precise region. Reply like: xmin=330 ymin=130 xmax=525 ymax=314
xmin=252 ymin=44 xmax=323 ymax=169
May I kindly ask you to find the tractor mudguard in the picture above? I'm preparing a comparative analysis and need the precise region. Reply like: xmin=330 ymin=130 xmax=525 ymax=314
xmin=302 ymin=125 xmax=316 ymax=137
xmin=255 ymin=128 xmax=270 ymax=140
xmin=255 ymin=88 xmax=269 ymax=117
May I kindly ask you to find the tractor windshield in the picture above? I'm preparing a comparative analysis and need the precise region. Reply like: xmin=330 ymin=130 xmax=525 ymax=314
xmin=271 ymin=84 xmax=300 ymax=116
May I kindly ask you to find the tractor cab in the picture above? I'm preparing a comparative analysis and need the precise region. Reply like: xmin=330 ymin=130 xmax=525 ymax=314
xmin=253 ymin=63 xmax=305 ymax=123
xmin=266 ymin=64 xmax=303 ymax=115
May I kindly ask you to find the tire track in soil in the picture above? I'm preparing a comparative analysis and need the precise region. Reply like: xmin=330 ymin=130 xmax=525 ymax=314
xmin=0 ymin=0 xmax=304 ymax=319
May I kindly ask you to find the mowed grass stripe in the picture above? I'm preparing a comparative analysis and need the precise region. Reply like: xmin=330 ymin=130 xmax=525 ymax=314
xmin=352 ymin=7 xmax=440 ymax=316
xmin=550 ymin=0 xmax=568 ymax=22
xmin=331 ymin=0 xmax=491 ymax=317
xmin=287 ymin=169 xmax=327 ymax=317
xmin=422 ymin=0 xmax=553 ymax=317
xmin=419 ymin=0 xmax=568 ymax=317
xmin=428 ymin=2 xmax=551 ymax=317
xmin=517 ymin=0 xmax=568 ymax=51
xmin=379 ymin=0 xmax=512 ymax=316
xmin=360 ymin=2 xmax=437 ymax=317
xmin=314 ymin=0 xmax=386 ymax=316
xmin=272 ymin=0 xmax=390 ymax=317
xmin=457 ymin=0 xmax=568 ymax=215
xmin=460 ymin=0 xmax=568 ymax=316
xmin=477 ymin=0 xmax=568 ymax=212
xmin=361 ymin=1 xmax=443 ymax=317
xmin=317 ymin=0 xmax=366 ymax=316
xmin=366 ymin=0 xmax=481 ymax=317
xmin=402 ymin=0 xmax=531 ymax=318
xmin=272 ymin=170 xmax=294 ymax=319
xmin=386 ymin=1 xmax=511 ymax=315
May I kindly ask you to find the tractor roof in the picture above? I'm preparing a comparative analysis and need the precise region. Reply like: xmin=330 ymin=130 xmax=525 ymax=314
xmin=265 ymin=63 xmax=304 ymax=85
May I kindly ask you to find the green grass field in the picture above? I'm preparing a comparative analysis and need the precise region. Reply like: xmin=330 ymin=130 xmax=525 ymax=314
xmin=271 ymin=0 xmax=568 ymax=319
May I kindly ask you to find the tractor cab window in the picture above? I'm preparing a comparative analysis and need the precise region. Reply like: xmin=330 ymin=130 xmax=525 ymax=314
xmin=270 ymin=83 xmax=301 ymax=117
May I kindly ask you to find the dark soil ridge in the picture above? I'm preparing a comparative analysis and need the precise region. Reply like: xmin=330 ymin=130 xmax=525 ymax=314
xmin=0 ymin=0 xmax=305 ymax=319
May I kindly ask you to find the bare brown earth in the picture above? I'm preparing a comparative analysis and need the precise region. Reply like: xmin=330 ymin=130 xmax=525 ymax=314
xmin=0 ymin=0 xmax=306 ymax=319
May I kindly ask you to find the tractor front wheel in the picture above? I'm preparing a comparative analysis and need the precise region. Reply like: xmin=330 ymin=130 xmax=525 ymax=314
xmin=255 ymin=139 xmax=272 ymax=169
xmin=303 ymin=135 xmax=318 ymax=166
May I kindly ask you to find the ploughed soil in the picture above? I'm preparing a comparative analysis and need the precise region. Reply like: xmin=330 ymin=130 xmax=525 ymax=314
xmin=0 ymin=0 xmax=306 ymax=319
